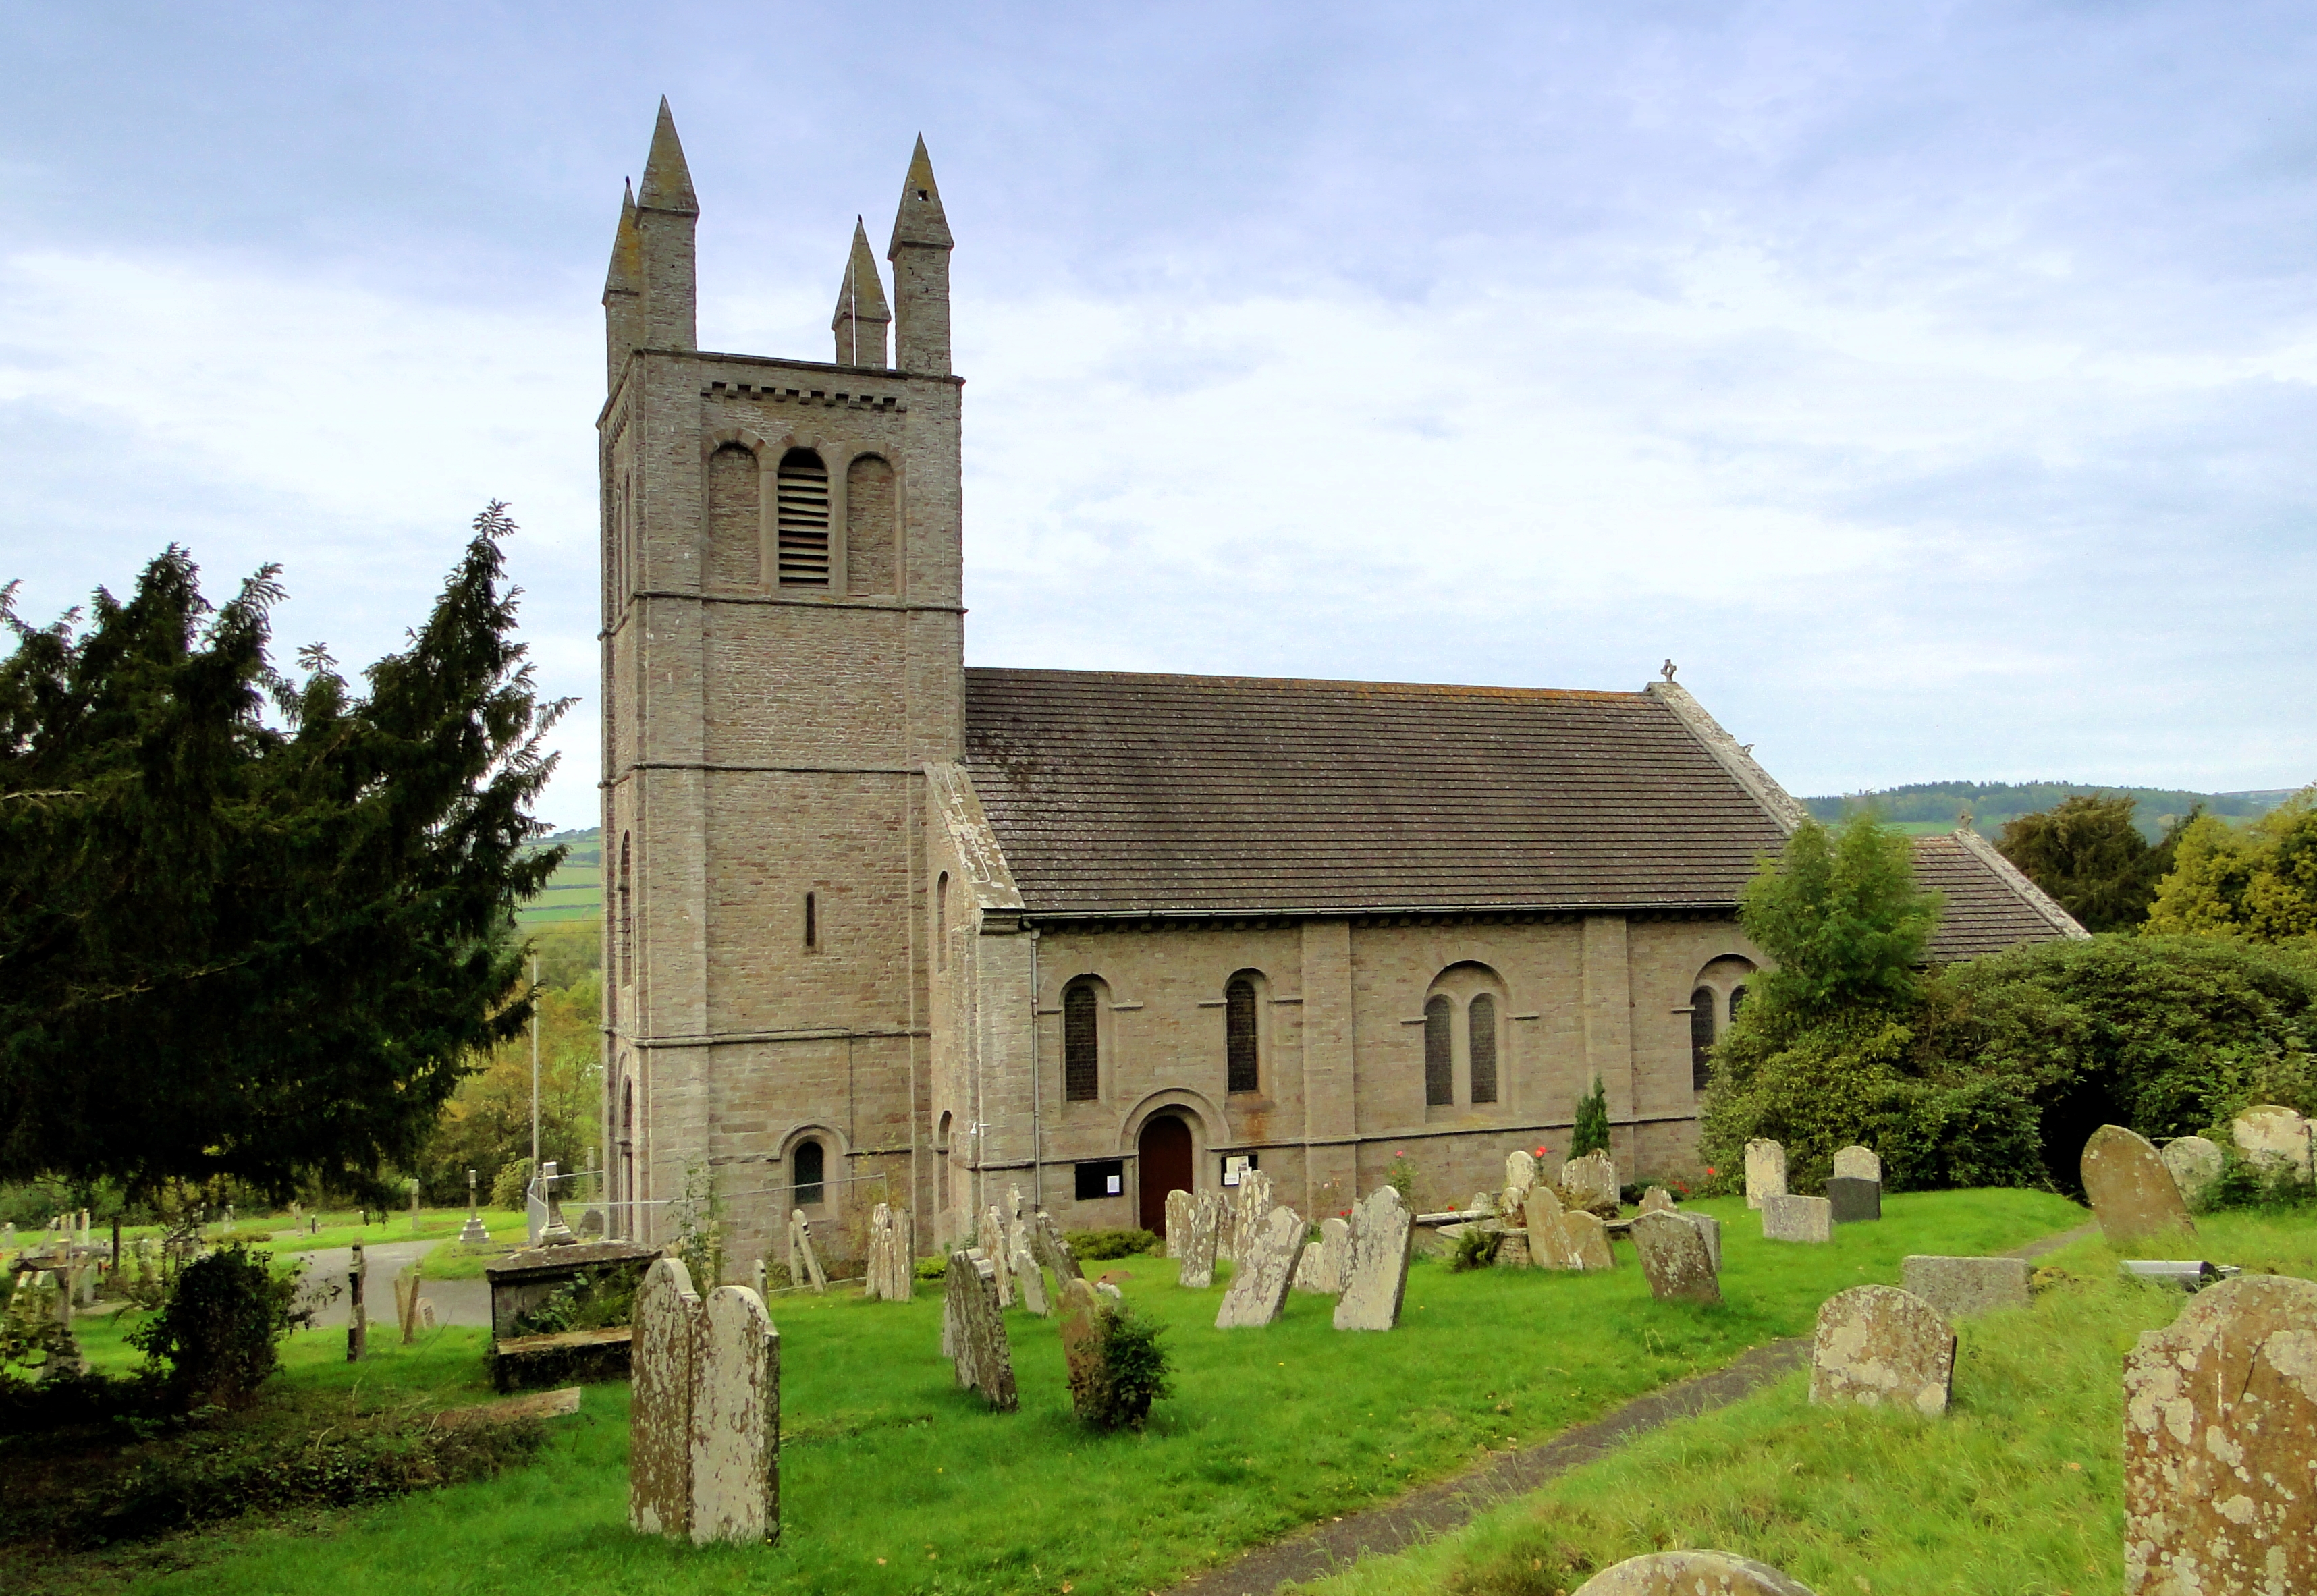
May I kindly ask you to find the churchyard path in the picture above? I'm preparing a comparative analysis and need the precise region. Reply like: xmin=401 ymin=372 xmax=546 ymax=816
xmin=286 ymin=1240 xmax=493 ymax=1329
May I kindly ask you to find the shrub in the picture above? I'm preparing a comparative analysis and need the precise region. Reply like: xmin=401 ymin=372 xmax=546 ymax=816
xmin=1448 ymin=1226 xmax=1503 ymax=1272
xmin=1384 ymin=1151 xmax=1418 ymax=1205
xmin=1064 ymin=1228 xmax=1156 ymax=1261
xmin=127 ymin=1245 xmax=310 ymax=1408
xmin=1077 ymin=1301 xmax=1172 ymax=1432
xmin=506 ymin=1264 xmax=640 ymax=1338
xmin=489 ymin=1157 xmax=533 ymax=1212
xmin=912 ymin=1253 xmax=951 ymax=1283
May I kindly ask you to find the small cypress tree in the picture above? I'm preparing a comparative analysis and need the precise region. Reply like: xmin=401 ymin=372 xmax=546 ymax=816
xmin=1571 ymin=1076 xmax=1610 ymax=1159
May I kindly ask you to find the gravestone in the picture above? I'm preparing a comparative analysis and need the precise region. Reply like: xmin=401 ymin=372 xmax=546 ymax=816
xmin=1637 ymin=1187 xmax=1676 ymax=1215
xmin=1010 ymin=1231 xmax=1050 ymax=1316
xmin=689 ymin=1285 xmax=779 ymax=1545
xmin=1058 ymin=1275 xmax=1106 ymax=1414
xmin=787 ymin=1209 xmax=828 ymax=1294
xmin=538 ymin=1162 xmax=575 ymax=1246
xmin=1504 ymin=1149 xmax=1537 ymax=1191
xmin=1563 ymin=1210 xmax=1615 ymax=1271
xmin=1825 ymin=1176 xmax=1882 ymax=1223
xmin=630 ymin=1257 xmax=700 ymax=1537
xmin=979 ymin=1206 xmax=1015 ymax=1308
xmin=393 ymin=1264 xmax=425 ymax=1345
xmin=1762 ymin=1193 xmax=1832 ymax=1243
xmin=751 ymin=1257 xmax=768 ymax=1301
xmin=2158 ymin=1136 xmax=2225 ymax=1210
xmin=1292 ymin=1240 xmax=1326 ymax=1292
xmin=1031 ymin=1210 xmax=1084 ymax=1284
xmin=1744 ymin=1140 xmax=1787 ymax=1209
xmin=1570 ymin=1551 xmax=1817 ymax=1595
xmin=579 ymin=1209 xmax=605 ymax=1240
xmin=1291 ymin=1216 xmax=1351 ymax=1294
xmin=1176 ymin=1192 xmax=1221 ymax=1289
xmin=2123 ymin=1273 xmax=2317 ymax=1595
xmin=1901 ymin=1255 xmax=2030 ymax=1319
xmin=1334 ymin=1186 xmax=1414 ymax=1331
xmin=2081 ymin=1124 xmax=2196 ymax=1248
xmin=863 ymin=1203 xmax=913 ymax=1302
xmin=1560 ymin=1151 xmax=1619 ymax=1216
xmin=1524 ymin=1186 xmax=1575 ymax=1270
xmin=1679 ymin=1211 xmax=1722 ymax=1273
xmin=1832 ymin=1145 xmax=1882 ymax=1182
xmin=942 ymin=1251 xmax=1018 ymax=1411
xmin=1217 ymin=1206 xmax=1304 ymax=1329
xmin=1230 ymin=1169 xmax=1274 ymax=1263
xmin=1809 ymin=1284 xmax=1954 ymax=1415
xmin=1164 ymin=1188 xmax=1193 ymax=1260
xmin=2231 ymin=1103 xmax=2315 ymax=1180
xmin=1467 ymin=1190 xmax=1497 ymax=1215
xmin=418 ymin=1300 xmax=437 ymax=1330
xmin=1492 ymin=1227 xmax=1532 ymax=1269
xmin=1631 ymin=1210 xmax=1718 ymax=1304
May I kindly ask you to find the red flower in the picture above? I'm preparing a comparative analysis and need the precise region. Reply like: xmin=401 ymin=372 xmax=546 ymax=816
xmin=1704 ymin=1166 xmax=1717 ymax=1178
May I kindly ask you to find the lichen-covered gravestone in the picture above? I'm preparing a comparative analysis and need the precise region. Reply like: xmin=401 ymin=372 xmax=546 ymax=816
xmin=1832 ymin=1145 xmax=1882 ymax=1182
xmin=2156 ymin=1136 xmax=2224 ymax=1211
xmin=1901 ymin=1255 xmax=2029 ymax=1319
xmin=863 ymin=1202 xmax=913 ymax=1302
xmin=942 ymin=1251 xmax=1018 ymax=1411
xmin=2231 ymin=1103 xmax=2315 ymax=1180
xmin=2123 ymin=1273 xmax=2317 ymax=1595
xmin=1631 ymin=1210 xmax=1718 ymax=1304
xmin=1745 ymin=1140 xmax=1787 ymax=1209
xmin=979 ymin=1205 xmax=1016 ymax=1308
xmin=788 ymin=1209 xmax=827 ymax=1294
xmin=1176 ymin=1192 xmax=1221 ymax=1289
xmin=1032 ymin=1210 xmax=1085 ymax=1285
xmin=1638 ymin=1186 xmax=1676 ymax=1215
xmin=1571 ymin=1550 xmax=1818 ymax=1595
xmin=1678 ymin=1211 xmax=1721 ymax=1273
xmin=1216 ymin=1205 xmax=1303 ymax=1329
xmin=2082 ymin=1124 xmax=2197 ymax=1248
xmin=631 ymin=1257 xmax=701 ymax=1538
xmin=1227 ymin=1169 xmax=1274 ymax=1263
xmin=690 ymin=1284 xmax=779 ymax=1545
xmin=1334 ymin=1186 xmax=1414 ymax=1331
xmin=1762 ymin=1193 xmax=1832 ymax=1243
xmin=1809 ymin=1284 xmax=1954 ymax=1416
xmin=1564 ymin=1210 xmax=1615 ymax=1271
xmin=1294 ymin=1216 xmax=1351 ymax=1294
xmin=1164 ymin=1188 xmax=1193 ymax=1259
xmin=1524 ymin=1186 xmax=1576 ymax=1270
xmin=1560 ymin=1150 xmax=1620 ymax=1216
xmin=1057 ymin=1275 xmax=1106 ymax=1413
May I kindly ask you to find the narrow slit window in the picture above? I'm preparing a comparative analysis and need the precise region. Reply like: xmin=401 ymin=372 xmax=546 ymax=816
xmin=1063 ymin=982 xmax=1100 ymax=1101
xmin=794 ymin=1139 xmax=825 ymax=1207
xmin=804 ymin=891 xmax=817 ymax=950
xmin=1423 ymin=995 xmax=1453 ymax=1107
xmin=1225 ymin=978 xmax=1259 ymax=1093
xmin=775 ymin=447 xmax=831 ymax=586
xmin=618 ymin=833 xmax=634 ymax=988
xmin=1468 ymin=993 xmax=1498 ymax=1105
xmin=1691 ymin=987 xmax=1716 ymax=1092
xmin=935 ymin=872 xmax=949 ymax=972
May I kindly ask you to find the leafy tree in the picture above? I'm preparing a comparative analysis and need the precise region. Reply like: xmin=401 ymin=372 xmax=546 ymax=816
xmin=1736 ymin=812 xmax=1942 ymax=1025
xmin=1569 ymin=1076 xmax=1610 ymax=1159
xmin=418 ymin=970 xmax=602 ymax=1205
xmin=2144 ymin=790 xmax=2317 ymax=941
xmin=1996 ymin=793 xmax=2189 ymax=933
xmin=0 ymin=505 xmax=567 ymax=1197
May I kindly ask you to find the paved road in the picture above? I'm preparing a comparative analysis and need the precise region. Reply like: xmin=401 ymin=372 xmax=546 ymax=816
xmin=287 ymin=1239 xmax=495 ymax=1329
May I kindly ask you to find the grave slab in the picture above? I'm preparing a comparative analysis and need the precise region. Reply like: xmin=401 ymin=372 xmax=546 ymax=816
xmin=1826 ymin=1176 xmax=1882 ymax=1223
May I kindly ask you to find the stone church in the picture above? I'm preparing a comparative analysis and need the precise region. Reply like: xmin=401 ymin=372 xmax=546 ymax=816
xmin=596 ymin=103 xmax=2085 ymax=1263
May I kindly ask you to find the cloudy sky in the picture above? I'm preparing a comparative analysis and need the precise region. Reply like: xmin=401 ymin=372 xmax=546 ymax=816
xmin=4 ymin=1 xmax=2312 ymax=829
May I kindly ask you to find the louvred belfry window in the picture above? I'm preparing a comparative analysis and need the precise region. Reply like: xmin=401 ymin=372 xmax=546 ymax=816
xmin=776 ymin=447 xmax=831 ymax=586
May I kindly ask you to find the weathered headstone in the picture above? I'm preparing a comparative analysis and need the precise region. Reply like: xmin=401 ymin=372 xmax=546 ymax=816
xmin=787 ymin=1209 xmax=828 ymax=1294
xmin=1216 ymin=1205 xmax=1303 ymax=1329
xmin=1524 ymin=1185 xmax=1576 ymax=1270
xmin=1762 ymin=1193 xmax=1832 ymax=1243
xmin=2231 ymin=1103 xmax=2315 ymax=1180
xmin=1228 ymin=1169 xmax=1274 ymax=1263
xmin=942 ymin=1250 xmax=1018 ymax=1411
xmin=689 ymin=1285 xmax=779 ymax=1545
xmin=393 ymin=1263 xmax=425 ymax=1344
xmin=1316 ymin=1215 xmax=1351 ymax=1292
xmin=1031 ymin=1210 xmax=1084 ymax=1284
xmin=1678 ymin=1211 xmax=1722 ymax=1273
xmin=1292 ymin=1240 xmax=1325 ymax=1292
xmin=1570 ymin=1550 xmax=1816 ymax=1595
xmin=1825 ymin=1176 xmax=1882 ymax=1223
xmin=1176 ymin=1192 xmax=1221 ymax=1288
xmin=1832 ymin=1145 xmax=1882 ymax=1182
xmin=631 ymin=1257 xmax=700 ymax=1537
xmin=1560 ymin=1149 xmax=1620 ymax=1216
xmin=1010 ymin=1231 xmax=1050 ymax=1315
xmin=2157 ymin=1136 xmax=2225 ymax=1211
xmin=1563 ymin=1210 xmax=1615 ymax=1271
xmin=1334 ymin=1186 xmax=1414 ymax=1331
xmin=1744 ymin=1139 xmax=1787 ymax=1209
xmin=1809 ymin=1284 xmax=1954 ymax=1415
xmin=1164 ymin=1188 xmax=1193 ymax=1259
xmin=1466 ymin=1190 xmax=1496 ymax=1215
xmin=979 ymin=1205 xmax=1015 ymax=1307
xmin=1492 ymin=1227 xmax=1532 ymax=1269
xmin=2082 ymin=1124 xmax=2196 ymax=1248
xmin=2124 ymin=1273 xmax=2317 ymax=1594
xmin=1058 ymin=1275 xmax=1106 ymax=1414
xmin=1638 ymin=1186 xmax=1676 ymax=1215
xmin=418 ymin=1299 xmax=437 ymax=1329
xmin=1901 ymin=1255 xmax=2030 ymax=1319
xmin=1504 ymin=1149 xmax=1537 ymax=1192
xmin=579 ymin=1208 xmax=605 ymax=1240
xmin=1631 ymin=1210 xmax=1717 ymax=1303
xmin=862 ymin=1202 xmax=912 ymax=1302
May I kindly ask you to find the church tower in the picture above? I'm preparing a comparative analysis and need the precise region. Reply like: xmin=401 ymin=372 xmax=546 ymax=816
xmin=599 ymin=101 xmax=964 ymax=1260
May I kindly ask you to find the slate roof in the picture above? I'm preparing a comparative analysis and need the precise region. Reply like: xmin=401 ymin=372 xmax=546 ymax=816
xmin=962 ymin=668 xmax=1790 ymax=918
xmin=1911 ymin=832 xmax=2088 ymax=962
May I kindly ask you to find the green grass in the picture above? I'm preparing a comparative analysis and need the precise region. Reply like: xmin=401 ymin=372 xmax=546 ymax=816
xmin=1286 ymin=1206 xmax=2317 ymax=1596
xmin=83 ymin=1187 xmax=2081 ymax=1596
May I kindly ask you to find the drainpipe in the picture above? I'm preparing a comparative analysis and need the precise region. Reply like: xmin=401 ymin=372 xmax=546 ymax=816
xmin=1029 ymin=928 xmax=1042 ymax=1211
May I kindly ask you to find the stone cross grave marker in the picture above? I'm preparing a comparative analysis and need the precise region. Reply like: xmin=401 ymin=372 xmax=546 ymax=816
xmin=1176 ymin=1192 xmax=1221 ymax=1288
xmin=2231 ymin=1103 xmax=2314 ymax=1180
xmin=788 ymin=1209 xmax=829 ymax=1294
xmin=2157 ymin=1136 xmax=2224 ymax=1210
xmin=1826 ymin=1176 xmax=1882 ymax=1223
xmin=1560 ymin=1151 xmax=1619 ymax=1215
xmin=1164 ymin=1188 xmax=1193 ymax=1260
xmin=2124 ymin=1273 xmax=2317 ymax=1595
xmin=1809 ymin=1284 xmax=1954 ymax=1415
xmin=1901 ymin=1255 xmax=2029 ymax=1319
xmin=2081 ymin=1124 xmax=2196 ymax=1248
xmin=1638 ymin=1186 xmax=1676 ymax=1215
xmin=628 ymin=1257 xmax=782 ymax=1545
xmin=1571 ymin=1551 xmax=1817 ymax=1595
xmin=941 ymin=1250 xmax=1018 ymax=1411
xmin=1216 ymin=1206 xmax=1303 ymax=1329
xmin=1744 ymin=1140 xmax=1787 ymax=1209
xmin=1631 ymin=1210 xmax=1718 ymax=1304
xmin=1334 ymin=1186 xmax=1414 ymax=1331
xmin=1762 ymin=1193 xmax=1832 ymax=1243
xmin=1832 ymin=1145 xmax=1882 ymax=1181
xmin=460 ymin=1168 xmax=490 ymax=1244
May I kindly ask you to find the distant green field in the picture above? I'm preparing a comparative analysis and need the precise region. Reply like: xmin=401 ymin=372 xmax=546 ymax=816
xmin=1801 ymin=780 xmax=2300 ymax=843
xmin=518 ymin=827 xmax=601 ymax=926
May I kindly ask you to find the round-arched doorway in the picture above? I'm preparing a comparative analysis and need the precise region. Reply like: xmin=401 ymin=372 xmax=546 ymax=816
xmin=1137 ymin=1113 xmax=1194 ymax=1234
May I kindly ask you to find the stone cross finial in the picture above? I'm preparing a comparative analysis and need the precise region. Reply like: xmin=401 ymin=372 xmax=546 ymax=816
xmin=1661 ymin=659 xmax=1677 ymax=681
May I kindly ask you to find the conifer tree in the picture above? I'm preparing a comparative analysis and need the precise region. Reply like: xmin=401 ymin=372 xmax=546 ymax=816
xmin=0 ymin=504 xmax=568 ymax=1196
xmin=1570 ymin=1076 xmax=1610 ymax=1159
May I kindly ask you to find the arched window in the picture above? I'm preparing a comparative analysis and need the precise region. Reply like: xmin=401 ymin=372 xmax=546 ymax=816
xmin=1063 ymin=981 xmax=1100 ymax=1101
xmin=794 ymin=1138 xmax=825 ymax=1207
xmin=706 ymin=441 xmax=760 ymax=588
xmin=1729 ymin=985 xmax=1749 ymax=1021
xmin=935 ymin=871 xmax=949 ymax=972
xmin=1690 ymin=987 xmax=1717 ymax=1092
xmin=618 ymin=832 xmax=634 ymax=989
xmin=1225 ymin=977 xmax=1259 ymax=1093
xmin=1468 ymin=993 xmax=1498 ymax=1105
xmin=775 ymin=447 xmax=831 ymax=586
xmin=935 ymin=1111 xmax=954 ymax=1213
xmin=1423 ymin=995 xmax=1453 ymax=1107
xmin=846 ymin=453 xmax=895 ymax=593
xmin=618 ymin=1076 xmax=635 ymax=1238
